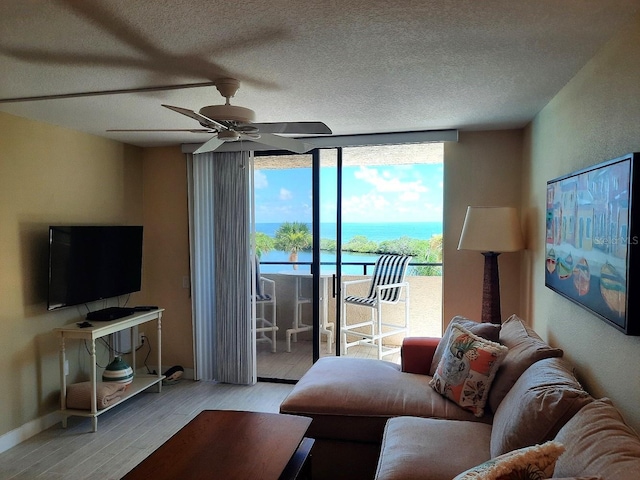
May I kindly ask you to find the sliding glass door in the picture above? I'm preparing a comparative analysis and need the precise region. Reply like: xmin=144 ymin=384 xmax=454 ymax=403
xmin=253 ymin=143 xmax=444 ymax=380
xmin=335 ymin=144 xmax=445 ymax=359
xmin=253 ymin=152 xmax=317 ymax=381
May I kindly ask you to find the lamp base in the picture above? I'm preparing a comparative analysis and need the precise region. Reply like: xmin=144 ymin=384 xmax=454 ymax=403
xmin=481 ymin=252 xmax=502 ymax=324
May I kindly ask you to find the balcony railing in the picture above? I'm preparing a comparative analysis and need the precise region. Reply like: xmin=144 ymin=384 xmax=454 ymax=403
xmin=259 ymin=260 xmax=442 ymax=275
xmin=259 ymin=260 xmax=443 ymax=340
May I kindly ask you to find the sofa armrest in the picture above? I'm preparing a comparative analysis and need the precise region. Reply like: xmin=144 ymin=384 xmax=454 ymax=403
xmin=401 ymin=337 xmax=441 ymax=375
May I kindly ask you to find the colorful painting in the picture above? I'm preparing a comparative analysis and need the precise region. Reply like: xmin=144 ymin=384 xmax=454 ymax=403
xmin=545 ymin=153 xmax=639 ymax=335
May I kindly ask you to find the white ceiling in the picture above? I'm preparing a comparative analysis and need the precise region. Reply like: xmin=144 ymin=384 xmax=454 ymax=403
xmin=1 ymin=0 xmax=639 ymax=148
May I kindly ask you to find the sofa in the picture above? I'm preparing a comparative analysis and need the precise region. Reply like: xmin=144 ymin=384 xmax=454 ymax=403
xmin=279 ymin=315 xmax=640 ymax=479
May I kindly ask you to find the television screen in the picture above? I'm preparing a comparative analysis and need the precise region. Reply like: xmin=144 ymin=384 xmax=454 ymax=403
xmin=47 ymin=226 xmax=143 ymax=310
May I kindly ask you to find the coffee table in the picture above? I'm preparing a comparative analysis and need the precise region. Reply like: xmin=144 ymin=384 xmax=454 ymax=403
xmin=123 ymin=410 xmax=313 ymax=480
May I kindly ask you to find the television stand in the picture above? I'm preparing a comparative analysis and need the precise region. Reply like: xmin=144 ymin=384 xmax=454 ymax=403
xmin=86 ymin=306 xmax=136 ymax=321
xmin=55 ymin=308 xmax=165 ymax=432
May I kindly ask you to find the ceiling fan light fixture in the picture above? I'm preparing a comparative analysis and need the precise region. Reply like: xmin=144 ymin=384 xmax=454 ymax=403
xmin=218 ymin=130 xmax=241 ymax=142
xmin=199 ymin=104 xmax=255 ymax=123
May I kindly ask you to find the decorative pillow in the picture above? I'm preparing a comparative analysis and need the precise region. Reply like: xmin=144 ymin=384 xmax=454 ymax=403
xmin=553 ymin=398 xmax=640 ymax=479
xmin=430 ymin=324 xmax=508 ymax=417
xmin=490 ymin=357 xmax=592 ymax=457
xmin=429 ymin=316 xmax=502 ymax=375
xmin=453 ymin=441 xmax=565 ymax=480
xmin=488 ymin=314 xmax=563 ymax=413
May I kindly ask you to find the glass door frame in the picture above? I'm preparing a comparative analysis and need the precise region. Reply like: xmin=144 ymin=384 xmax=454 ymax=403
xmin=311 ymin=147 xmax=344 ymax=361
xmin=253 ymin=146 xmax=344 ymax=365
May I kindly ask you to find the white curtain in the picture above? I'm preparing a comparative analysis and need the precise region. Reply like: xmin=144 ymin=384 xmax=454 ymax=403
xmin=188 ymin=150 xmax=255 ymax=384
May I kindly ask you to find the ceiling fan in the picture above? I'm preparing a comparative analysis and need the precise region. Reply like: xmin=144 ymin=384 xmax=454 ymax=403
xmin=109 ymin=78 xmax=332 ymax=154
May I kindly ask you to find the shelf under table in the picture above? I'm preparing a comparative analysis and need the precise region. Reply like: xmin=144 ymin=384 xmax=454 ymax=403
xmin=55 ymin=309 xmax=165 ymax=432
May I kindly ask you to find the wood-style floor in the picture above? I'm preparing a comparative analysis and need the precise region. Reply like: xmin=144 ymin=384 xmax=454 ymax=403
xmin=0 ymin=381 xmax=295 ymax=480
xmin=2 ymin=340 xmax=399 ymax=479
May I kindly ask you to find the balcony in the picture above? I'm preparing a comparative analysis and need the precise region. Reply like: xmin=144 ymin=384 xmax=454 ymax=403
xmin=256 ymin=261 xmax=443 ymax=381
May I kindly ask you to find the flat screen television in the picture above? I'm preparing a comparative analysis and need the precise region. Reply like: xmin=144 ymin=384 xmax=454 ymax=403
xmin=47 ymin=225 xmax=143 ymax=311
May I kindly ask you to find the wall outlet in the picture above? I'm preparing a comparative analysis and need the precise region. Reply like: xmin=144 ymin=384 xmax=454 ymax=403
xmin=138 ymin=332 xmax=145 ymax=347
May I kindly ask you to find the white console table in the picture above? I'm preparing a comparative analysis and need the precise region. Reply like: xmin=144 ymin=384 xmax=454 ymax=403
xmin=55 ymin=308 xmax=165 ymax=432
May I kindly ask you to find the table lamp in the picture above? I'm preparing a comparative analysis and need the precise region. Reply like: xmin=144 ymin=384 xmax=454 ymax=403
xmin=458 ymin=206 xmax=524 ymax=324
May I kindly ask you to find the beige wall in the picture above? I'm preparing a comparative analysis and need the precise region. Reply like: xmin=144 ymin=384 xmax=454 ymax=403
xmin=443 ymin=130 xmax=524 ymax=327
xmin=522 ymin=15 xmax=640 ymax=433
xmin=0 ymin=111 xmax=143 ymax=437
xmin=139 ymin=147 xmax=193 ymax=369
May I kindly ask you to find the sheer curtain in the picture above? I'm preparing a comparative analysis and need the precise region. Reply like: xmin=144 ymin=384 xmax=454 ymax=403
xmin=188 ymin=150 xmax=255 ymax=384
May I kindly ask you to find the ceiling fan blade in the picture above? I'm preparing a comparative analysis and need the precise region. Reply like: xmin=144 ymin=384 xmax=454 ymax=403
xmin=0 ymin=82 xmax=216 ymax=104
xmin=107 ymin=128 xmax=214 ymax=133
xmin=162 ymin=104 xmax=227 ymax=130
xmin=250 ymin=133 xmax=314 ymax=153
xmin=250 ymin=121 xmax=332 ymax=135
xmin=194 ymin=135 xmax=225 ymax=154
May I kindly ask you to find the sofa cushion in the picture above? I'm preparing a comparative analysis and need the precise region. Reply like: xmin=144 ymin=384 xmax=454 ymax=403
xmin=280 ymin=357 xmax=491 ymax=444
xmin=375 ymin=416 xmax=492 ymax=480
xmin=453 ymin=441 xmax=564 ymax=480
xmin=490 ymin=357 xmax=592 ymax=457
xmin=553 ymin=398 xmax=640 ymax=479
xmin=430 ymin=324 xmax=507 ymax=417
xmin=429 ymin=316 xmax=501 ymax=375
xmin=488 ymin=314 xmax=563 ymax=413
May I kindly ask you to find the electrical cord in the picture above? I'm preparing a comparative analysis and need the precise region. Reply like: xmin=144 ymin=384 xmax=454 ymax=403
xmin=83 ymin=339 xmax=110 ymax=369
xmin=137 ymin=334 xmax=153 ymax=374
xmin=77 ymin=319 xmax=150 ymax=372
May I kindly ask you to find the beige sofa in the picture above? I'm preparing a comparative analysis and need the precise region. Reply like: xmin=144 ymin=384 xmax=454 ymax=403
xmin=280 ymin=315 xmax=640 ymax=479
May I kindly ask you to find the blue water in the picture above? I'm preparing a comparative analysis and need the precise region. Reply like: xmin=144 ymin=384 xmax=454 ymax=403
xmin=256 ymin=222 xmax=442 ymax=274
xmin=256 ymin=222 xmax=442 ymax=242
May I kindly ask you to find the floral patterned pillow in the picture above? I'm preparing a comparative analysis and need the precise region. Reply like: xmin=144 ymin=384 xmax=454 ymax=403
xmin=430 ymin=324 xmax=508 ymax=416
xmin=453 ymin=441 xmax=565 ymax=479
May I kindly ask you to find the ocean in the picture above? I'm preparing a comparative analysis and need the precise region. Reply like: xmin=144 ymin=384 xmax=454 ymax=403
xmin=256 ymin=222 xmax=442 ymax=242
xmin=256 ymin=221 xmax=442 ymax=274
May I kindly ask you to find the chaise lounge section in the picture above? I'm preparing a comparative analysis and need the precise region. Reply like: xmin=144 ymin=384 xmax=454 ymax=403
xmin=280 ymin=315 xmax=640 ymax=479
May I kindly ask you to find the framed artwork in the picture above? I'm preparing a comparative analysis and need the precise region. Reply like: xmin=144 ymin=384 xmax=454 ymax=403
xmin=545 ymin=152 xmax=640 ymax=335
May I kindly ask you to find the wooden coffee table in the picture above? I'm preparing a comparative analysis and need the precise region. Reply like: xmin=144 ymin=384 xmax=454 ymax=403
xmin=123 ymin=410 xmax=313 ymax=480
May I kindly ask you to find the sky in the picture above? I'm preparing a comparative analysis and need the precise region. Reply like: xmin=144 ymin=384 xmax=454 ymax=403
xmin=254 ymin=162 xmax=443 ymax=224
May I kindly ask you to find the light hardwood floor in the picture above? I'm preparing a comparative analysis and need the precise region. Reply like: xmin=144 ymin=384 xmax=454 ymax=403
xmin=2 ymin=341 xmax=400 ymax=479
xmin=0 ymin=381 xmax=294 ymax=480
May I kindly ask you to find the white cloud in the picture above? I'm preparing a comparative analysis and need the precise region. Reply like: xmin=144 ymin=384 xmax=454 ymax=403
xmin=342 ymin=192 xmax=391 ymax=221
xmin=354 ymin=166 xmax=427 ymax=194
xmin=399 ymin=191 xmax=420 ymax=202
xmin=279 ymin=188 xmax=293 ymax=200
xmin=254 ymin=170 xmax=268 ymax=189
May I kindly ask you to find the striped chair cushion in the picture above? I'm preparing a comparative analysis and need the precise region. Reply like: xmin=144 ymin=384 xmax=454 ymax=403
xmin=344 ymin=295 xmax=377 ymax=306
xmin=254 ymin=257 xmax=272 ymax=302
xmin=256 ymin=292 xmax=272 ymax=302
xmin=346 ymin=254 xmax=412 ymax=305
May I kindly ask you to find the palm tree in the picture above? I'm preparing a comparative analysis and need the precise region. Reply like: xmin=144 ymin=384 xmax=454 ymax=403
xmin=254 ymin=232 xmax=275 ymax=258
xmin=274 ymin=221 xmax=312 ymax=269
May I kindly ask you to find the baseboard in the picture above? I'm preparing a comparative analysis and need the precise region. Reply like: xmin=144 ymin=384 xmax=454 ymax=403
xmin=1 ymin=368 xmax=194 ymax=455
xmin=0 ymin=410 xmax=62 ymax=454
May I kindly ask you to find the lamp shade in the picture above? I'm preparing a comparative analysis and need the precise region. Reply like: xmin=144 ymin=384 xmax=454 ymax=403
xmin=458 ymin=206 xmax=524 ymax=253
xmin=102 ymin=356 xmax=133 ymax=385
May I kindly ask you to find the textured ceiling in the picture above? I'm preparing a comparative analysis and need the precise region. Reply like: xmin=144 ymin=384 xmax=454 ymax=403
xmin=1 ymin=0 xmax=639 ymax=148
